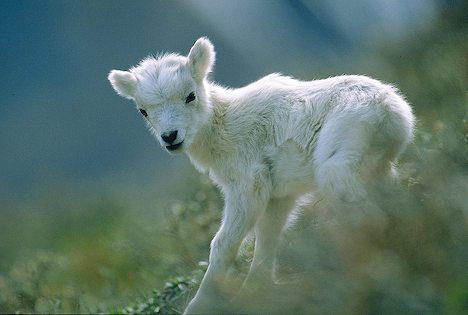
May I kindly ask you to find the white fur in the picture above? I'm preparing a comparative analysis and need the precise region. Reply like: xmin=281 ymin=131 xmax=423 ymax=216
xmin=108 ymin=37 xmax=415 ymax=314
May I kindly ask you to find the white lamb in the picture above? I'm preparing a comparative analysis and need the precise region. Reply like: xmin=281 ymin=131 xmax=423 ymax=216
xmin=108 ymin=37 xmax=415 ymax=314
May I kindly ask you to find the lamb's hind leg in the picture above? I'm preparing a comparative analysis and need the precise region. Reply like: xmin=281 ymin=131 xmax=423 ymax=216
xmin=313 ymin=121 xmax=392 ymax=226
xmin=315 ymin=152 xmax=388 ymax=226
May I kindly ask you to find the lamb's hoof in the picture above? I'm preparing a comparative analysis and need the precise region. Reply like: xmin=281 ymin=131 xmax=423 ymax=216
xmin=185 ymin=291 xmax=233 ymax=314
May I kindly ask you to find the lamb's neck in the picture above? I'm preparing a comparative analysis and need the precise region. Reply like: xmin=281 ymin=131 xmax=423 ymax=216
xmin=186 ymin=83 xmax=232 ymax=172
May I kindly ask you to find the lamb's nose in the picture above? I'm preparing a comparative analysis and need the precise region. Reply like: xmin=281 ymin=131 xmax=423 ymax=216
xmin=161 ymin=130 xmax=178 ymax=144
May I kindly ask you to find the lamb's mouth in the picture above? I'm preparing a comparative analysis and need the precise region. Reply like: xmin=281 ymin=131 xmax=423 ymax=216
xmin=166 ymin=141 xmax=184 ymax=151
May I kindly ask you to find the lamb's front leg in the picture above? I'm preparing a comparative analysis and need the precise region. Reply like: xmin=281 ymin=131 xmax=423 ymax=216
xmin=184 ymin=182 xmax=270 ymax=314
xmin=241 ymin=197 xmax=295 ymax=291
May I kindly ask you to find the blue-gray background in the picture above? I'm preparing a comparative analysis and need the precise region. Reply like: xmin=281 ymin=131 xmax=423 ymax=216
xmin=0 ymin=0 xmax=442 ymax=203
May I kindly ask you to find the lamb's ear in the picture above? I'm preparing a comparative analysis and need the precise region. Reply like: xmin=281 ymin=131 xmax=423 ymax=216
xmin=107 ymin=70 xmax=138 ymax=100
xmin=187 ymin=37 xmax=215 ymax=82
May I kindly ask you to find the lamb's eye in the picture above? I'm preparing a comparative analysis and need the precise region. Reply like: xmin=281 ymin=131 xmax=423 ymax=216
xmin=185 ymin=92 xmax=196 ymax=104
xmin=139 ymin=109 xmax=148 ymax=117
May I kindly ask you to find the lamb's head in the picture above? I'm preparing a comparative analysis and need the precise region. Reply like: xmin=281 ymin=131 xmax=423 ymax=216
xmin=108 ymin=37 xmax=215 ymax=154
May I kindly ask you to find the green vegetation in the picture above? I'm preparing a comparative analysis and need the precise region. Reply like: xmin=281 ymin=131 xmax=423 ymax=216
xmin=0 ymin=174 xmax=222 ymax=313
xmin=115 ymin=264 xmax=206 ymax=315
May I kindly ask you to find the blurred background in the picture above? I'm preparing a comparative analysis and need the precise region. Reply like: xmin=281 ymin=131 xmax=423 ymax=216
xmin=0 ymin=0 xmax=467 ymax=313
